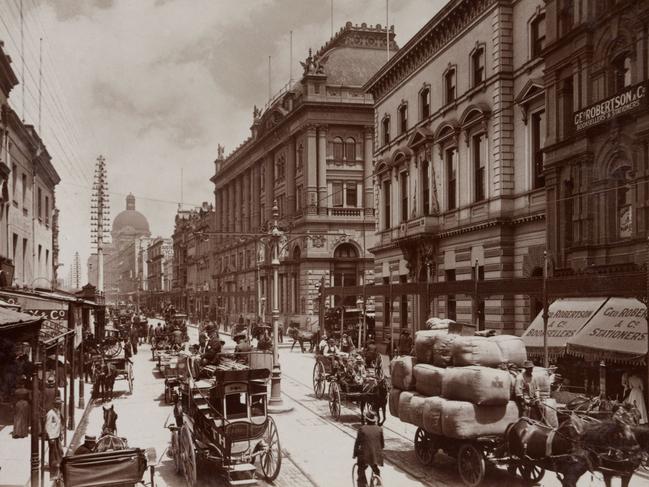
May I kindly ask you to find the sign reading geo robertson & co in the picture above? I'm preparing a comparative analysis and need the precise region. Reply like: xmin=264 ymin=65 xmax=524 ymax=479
xmin=573 ymin=81 xmax=647 ymax=132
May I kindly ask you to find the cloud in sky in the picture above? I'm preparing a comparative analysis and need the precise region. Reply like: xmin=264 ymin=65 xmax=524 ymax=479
xmin=1 ymin=0 xmax=439 ymax=283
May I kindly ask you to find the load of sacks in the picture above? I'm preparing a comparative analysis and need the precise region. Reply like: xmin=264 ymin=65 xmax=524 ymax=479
xmin=390 ymin=332 xmax=527 ymax=439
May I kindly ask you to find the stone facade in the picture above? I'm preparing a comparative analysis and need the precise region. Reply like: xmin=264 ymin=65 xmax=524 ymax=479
xmin=543 ymin=0 xmax=649 ymax=277
xmin=365 ymin=0 xmax=547 ymax=345
xmin=210 ymin=23 xmax=394 ymax=327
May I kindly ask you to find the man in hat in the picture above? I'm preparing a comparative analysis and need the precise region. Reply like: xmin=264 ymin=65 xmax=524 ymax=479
xmin=74 ymin=435 xmax=97 ymax=455
xmin=42 ymin=376 xmax=59 ymax=417
xmin=234 ymin=334 xmax=252 ymax=363
xmin=257 ymin=329 xmax=272 ymax=352
xmin=353 ymin=409 xmax=384 ymax=487
xmin=397 ymin=329 xmax=413 ymax=356
xmin=45 ymin=398 xmax=63 ymax=478
xmin=129 ymin=324 xmax=139 ymax=355
xmin=515 ymin=361 xmax=541 ymax=418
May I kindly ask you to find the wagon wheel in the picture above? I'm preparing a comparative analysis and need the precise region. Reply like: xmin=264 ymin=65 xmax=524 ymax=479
xmin=313 ymin=360 xmax=326 ymax=398
xmin=414 ymin=428 xmax=437 ymax=465
xmin=457 ymin=443 xmax=486 ymax=487
xmin=103 ymin=338 xmax=121 ymax=358
xmin=259 ymin=416 xmax=282 ymax=481
xmin=171 ymin=430 xmax=183 ymax=475
xmin=127 ymin=363 xmax=134 ymax=394
xmin=180 ymin=425 xmax=197 ymax=487
xmin=515 ymin=460 xmax=545 ymax=484
xmin=329 ymin=382 xmax=342 ymax=421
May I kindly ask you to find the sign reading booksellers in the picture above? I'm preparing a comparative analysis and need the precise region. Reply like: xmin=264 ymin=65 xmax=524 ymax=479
xmin=574 ymin=81 xmax=647 ymax=132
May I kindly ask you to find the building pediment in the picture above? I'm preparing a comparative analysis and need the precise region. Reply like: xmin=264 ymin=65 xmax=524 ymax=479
xmin=515 ymin=78 xmax=544 ymax=105
xmin=407 ymin=127 xmax=434 ymax=149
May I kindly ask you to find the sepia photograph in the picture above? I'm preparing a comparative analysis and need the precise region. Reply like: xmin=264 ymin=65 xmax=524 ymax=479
xmin=0 ymin=0 xmax=648 ymax=486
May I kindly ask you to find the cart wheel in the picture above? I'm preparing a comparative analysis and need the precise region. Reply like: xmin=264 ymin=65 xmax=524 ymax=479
xmin=414 ymin=427 xmax=437 ymax=465
xmin=313 ymin=361 xmax=326 ymax=398
xmin=259 ymin=416 xmax=282 ymax=481
xmin=127 ymin=363 xmax=134 ymax=394
xmin=104 ymin=339 xmax=121 ymax=358
xmin=457 ymin=443 xmax=486 ymax=487
xmin=180 ymin=425 xmax=197 ymax=487
xmin=171 ymin=431 xmax=183 ymax=475
xmin=328 ymin=382 xmax=341 ymax=421
xmin=516 ymin=461 xmax=545 ymax=484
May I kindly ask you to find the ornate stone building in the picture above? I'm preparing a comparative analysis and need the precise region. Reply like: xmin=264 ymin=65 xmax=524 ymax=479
xmin=365 ymin=0 xmax=547 ymax=344
xmin=211 ymin=23 xmax=396 ymax=327
xmin=544 ymin=0 xmax=649 ymax=277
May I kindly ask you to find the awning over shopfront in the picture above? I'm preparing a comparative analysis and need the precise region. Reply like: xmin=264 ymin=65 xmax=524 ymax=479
xmin=567 ymin=297 xmax=647 ymax=363
xmin=522 ymin=297 xmax=607 ymax=357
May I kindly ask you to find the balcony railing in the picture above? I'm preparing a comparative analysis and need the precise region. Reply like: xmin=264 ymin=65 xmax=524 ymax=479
xmin=325 ymin=207 xmax=375 ymax=217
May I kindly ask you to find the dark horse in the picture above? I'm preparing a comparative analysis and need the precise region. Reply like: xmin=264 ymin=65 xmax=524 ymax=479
xmin=287 ymin=326 xmax=318 ymax=353
xmin=95 ymin=404 xmax=128 ymax=452
xmin=506 ymin=414 xmax=644 ymax=487
xmin=359 ymin=377 xmax=390 ymax=426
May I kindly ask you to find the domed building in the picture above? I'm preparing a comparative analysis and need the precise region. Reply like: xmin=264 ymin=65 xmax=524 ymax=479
xmin=112 ymin=193 xmax=151 ymax=250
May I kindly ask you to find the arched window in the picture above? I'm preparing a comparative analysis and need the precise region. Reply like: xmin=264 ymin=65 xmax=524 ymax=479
xmin=382 ymin=116 xmax=391 ymax=145
xmin=345 ymin=137 xmax=356 ymax=161
xmin=612 ymin=53 xmax=632 ymax=93
xmin=334 ymin=243 xmax=359 ymax=259
xmin=333 ymin=137 xmax=344 ymax=161
xmin=420 ymin=87 xmax=430 ymax=120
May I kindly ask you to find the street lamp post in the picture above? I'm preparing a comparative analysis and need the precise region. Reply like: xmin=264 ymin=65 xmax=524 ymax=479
xmin=356 ymin=296 xmax=364 ymax=348
xmin=268 ymin=201 xmax=292 ymax=413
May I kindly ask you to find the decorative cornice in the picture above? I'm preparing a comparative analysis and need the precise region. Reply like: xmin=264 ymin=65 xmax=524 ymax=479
xmin=364 ymin=0 xmax=497 ymax=101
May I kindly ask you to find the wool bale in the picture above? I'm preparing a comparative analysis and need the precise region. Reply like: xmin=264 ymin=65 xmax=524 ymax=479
xmin=488 ymin=335 xmax=527 ymax=367
xmin=451 ymin=336 xmax=504 ymax=368
xmin=413 ymin=364 xmax=445 ymax=396
xmin=397 ymin=390 xmax=415 ymax=422
xmin=400 ymin=393 xmax=427 ymax=428
xmin=432 ymin=334 xmax=459 ymax=368
xmin=390 ymin=355 xmax=416 ymax=390
xmin=441 ymin=400 xmax=519 ymax=439
xmin=389 ymin=388 xmax=402 ymax=417
xmin=414 ymin=330 xmax=446 ymax=364
xmin=441 ymin=366 xmax=512 ymax=405
xmin=422 ymin=396 xmax=446 ymax=435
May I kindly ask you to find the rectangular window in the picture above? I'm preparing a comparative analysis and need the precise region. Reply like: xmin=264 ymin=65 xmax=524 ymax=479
xmin=296 ymin=184 xmax=303 ymax=212
xmin=401 ymin=172 xmax=408 ymax=222
xmin=445 ymin=70 xmax=456 ymax=104
xmin=12 ymin=233 xmax=17 ymax=263
xmin=531 ymin=110 xmax=546 ymax=189
xmin=45 ymin=197 xmax=50 ymax=223
xmin=420 ymin=89 xmax=430 ymax=120
xmin=22 ymin=238 xmax=27 ymax=282
xmin=422 ymin=159 xmax=430 ymax=216
xmin=400 ymin=293 xmax=408 ymax=329
xmin=445 ymin=269 xmax=456 ymax=321
xmin=446 ymin=148 xmax=457 ymax=210
xmin=399 ymin=105 xmax=408 ymax=134
xmin=472 ymin=48 xmax=485 ymax=86
xmin=37 ymin=188 xmax=42 ymax=219
xmin=345 ymin=139 xmax=356 ymax=161
xmin=531 ymin=14 xmax=546 ymax=58
xmin=345 ymin=183 xmax=357 ymax=207
xmin=383 ymin=180 xmax=391 ymax=229
xmin=473 ymin=134 xmax=486 ymax=202
xmin=382 ymin=117 xmax=391 ymax=145
xmin=562 ymin=77 xmax=574 ymax=138
xmin=21 ymin=173 xmax=27 ymax=209
xmin=332 ymin=181 xmax=343 ymax=207
xmin=559 ymin=0 xmax=573 ymax=37
xmin=11 ymin=163 xmax=17 ymax=204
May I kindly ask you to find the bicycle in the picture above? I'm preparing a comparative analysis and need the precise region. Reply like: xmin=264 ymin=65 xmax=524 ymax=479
xmin=352 ymin=463 xmax=383 ymax=487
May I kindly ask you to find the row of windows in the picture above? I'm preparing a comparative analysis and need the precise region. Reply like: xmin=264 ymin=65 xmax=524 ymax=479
xmin=380 ymin=110 xmax=545 ymax=228
xmin=381 ymin=13 xmax=546 ymax=147
xmin=10 ymin=163 xmax=52 ymax=223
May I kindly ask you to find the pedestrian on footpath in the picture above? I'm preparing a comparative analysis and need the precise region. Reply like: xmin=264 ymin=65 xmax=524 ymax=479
xmin=45 ymin=398 xmax=64 ymax=479
xmin=12 ymin=376 xmax=30 ymax=438
xmin=130 ymin=325 xmax=139 ymax=355
xmin=353 ymin=410 xmax=384 ymax=487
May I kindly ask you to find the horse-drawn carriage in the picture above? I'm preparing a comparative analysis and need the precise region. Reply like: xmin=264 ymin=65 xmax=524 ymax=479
xmin=166 ymin=352 xmax=282 ymax=486
xmin=312 ymin=352 xmax=388 ymax=423
xmin=59 ymin=448 xmax=154 ymax=487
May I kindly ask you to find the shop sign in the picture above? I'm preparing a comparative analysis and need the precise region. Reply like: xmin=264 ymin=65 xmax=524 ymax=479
xmin=574 ymin=81 xmax=647 ymax=132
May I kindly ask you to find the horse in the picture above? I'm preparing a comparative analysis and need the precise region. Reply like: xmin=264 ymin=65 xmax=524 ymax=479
xmin=287 ymin=326 xmax=318 ymax=353
xmin=102 ymin=363 xmax=117 ymax=401
xmin=505 ymin=414 xmax=641 ymax=487
xmin=95 ymin=404 xmax=128 ymax=452
xmin=359 ymin=377 xmax=390 ymax=426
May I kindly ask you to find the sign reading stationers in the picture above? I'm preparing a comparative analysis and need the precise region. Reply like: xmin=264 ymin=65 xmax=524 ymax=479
xmin=574 ymin=81 xmax=647 ymax=132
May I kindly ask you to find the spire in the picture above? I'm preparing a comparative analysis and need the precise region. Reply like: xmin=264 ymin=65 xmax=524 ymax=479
xmin=126 ymin=193 xmax=135 ymax=211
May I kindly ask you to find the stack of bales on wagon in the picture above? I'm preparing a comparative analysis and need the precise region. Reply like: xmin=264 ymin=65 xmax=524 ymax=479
xmin=390 ymin=326 xmax=549 ymax=486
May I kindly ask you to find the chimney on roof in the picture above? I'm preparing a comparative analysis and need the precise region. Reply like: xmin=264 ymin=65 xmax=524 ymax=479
xmin=126 ymin=193 xmax=135 ymax=210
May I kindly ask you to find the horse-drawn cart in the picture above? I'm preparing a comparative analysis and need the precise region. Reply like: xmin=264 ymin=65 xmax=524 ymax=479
xmin=58 ymin=448 xmax=154 ymax=487
xmin=167 ymin=353 xmax=282 ymax=486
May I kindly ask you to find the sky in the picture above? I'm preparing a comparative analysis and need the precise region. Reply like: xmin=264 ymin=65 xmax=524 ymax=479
xmin=0 ymin=0 xmax=441 ymax=284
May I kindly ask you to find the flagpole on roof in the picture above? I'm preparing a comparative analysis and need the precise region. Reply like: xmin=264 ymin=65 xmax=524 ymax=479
xmin=386 ymin=0 xmax=390 ymax=62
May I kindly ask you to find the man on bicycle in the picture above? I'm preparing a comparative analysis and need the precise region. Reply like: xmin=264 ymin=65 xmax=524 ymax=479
xmin=353 ymin=410 xmax=384 ymax=487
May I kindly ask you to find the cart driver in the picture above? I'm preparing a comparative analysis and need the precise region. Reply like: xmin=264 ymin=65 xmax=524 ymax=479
xmin=353 ymin=409 xmax=384 ymax=487
xmin=318 ymin=334 xmax=329 ymax=354
xmin=74 ymin=435 xmax=97 ymax=455
xmin=515 ymin=361 xmax=541 ymax=417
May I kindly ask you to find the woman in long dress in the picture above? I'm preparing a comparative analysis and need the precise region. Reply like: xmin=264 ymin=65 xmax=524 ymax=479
xmin=12 ymin=380 xmax=30 ymax=438
xmin=625 ymin=374 xmax=648 ymax=424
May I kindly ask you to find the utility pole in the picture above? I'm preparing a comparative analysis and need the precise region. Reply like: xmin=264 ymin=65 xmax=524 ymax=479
xmin=91 ymin=156 xmax=110 ymax=295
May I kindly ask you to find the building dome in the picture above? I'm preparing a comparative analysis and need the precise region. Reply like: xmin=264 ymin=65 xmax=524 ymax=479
xmin=112 ymin=193 xmax=150 ymax=236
